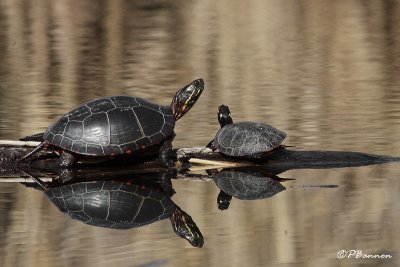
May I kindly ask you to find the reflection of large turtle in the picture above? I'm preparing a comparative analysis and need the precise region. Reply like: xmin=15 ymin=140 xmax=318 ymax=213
xmin=19 ymin=79 xmax=204 ymax=167
xmin=208 ymin=168 xmax=286 ymax=210
xmin=42 ymin=180 xmax=203 ymax=247
xmin=208 ymin=105 xmax=286 ymax=158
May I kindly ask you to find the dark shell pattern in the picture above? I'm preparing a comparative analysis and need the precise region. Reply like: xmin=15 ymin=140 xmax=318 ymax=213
xmin=215 ymin=122 xmax=286 ymax=157
xmin=43 ymin=96 xmax=175 ymax=156
xmin=45 ymin=181 xmax=176 ymax=229
xmin=214 ymin=171 xmax=286 ymax=200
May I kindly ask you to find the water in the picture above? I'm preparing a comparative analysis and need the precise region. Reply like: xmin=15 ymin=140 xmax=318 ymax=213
xmin=1 ymin=0 xmax=400 ymax=266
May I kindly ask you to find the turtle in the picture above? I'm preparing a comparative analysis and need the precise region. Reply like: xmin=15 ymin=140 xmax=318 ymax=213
xmin=207 ymin=105 xmax=286 ymax=159
xmin=207 ymin=168 xmax=287 ymax=210
xmin=29 ymin=178 xmax=204 ymax=247
xmin=19 ymin=79 xmax=204 ymax=167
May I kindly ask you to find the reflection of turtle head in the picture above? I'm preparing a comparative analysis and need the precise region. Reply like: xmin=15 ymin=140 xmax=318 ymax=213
xmin=217 ymin=105 xmax=233 ymax=127
xmin=171 ymin=207 xmax=204 ymax=248
xmin=172 ymin=79 xmax=204 ymax=121
xmin=217 ymin=191 xmax=232 ymax=210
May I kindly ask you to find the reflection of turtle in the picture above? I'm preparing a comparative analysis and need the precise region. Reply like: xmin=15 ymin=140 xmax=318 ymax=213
xmin=37 ymin=178 xmax=203 ymax=247
xmin=208 ymin=168 xmax=286 ymax=210
xmin=19 ymin=79 xmax=204 ymax=167
xmin=208 ymin=105 xmax=286 ymax=158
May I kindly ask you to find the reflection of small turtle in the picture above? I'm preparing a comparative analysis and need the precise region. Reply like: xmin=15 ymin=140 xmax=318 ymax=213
xmin=39 ymin=179 xmax=203 ymax=247
xmin=207 ymin=105 xmax=286 ymax=158
xmin=208 ymin=168 xmax=286 ymax=210
xmin=19 ymin=79 xmax=204 ymax=167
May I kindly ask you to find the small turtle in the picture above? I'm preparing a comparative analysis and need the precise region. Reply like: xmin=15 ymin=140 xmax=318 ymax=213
xmin=207 ymin=105 xmax=286 ymax=158
xmin=29 ymin=177 xmax=203 ymax=247
xmin=19 ymin=79 xmax=204 ymax=167
xmin=208 ymin=168 xmax=287 ymax=210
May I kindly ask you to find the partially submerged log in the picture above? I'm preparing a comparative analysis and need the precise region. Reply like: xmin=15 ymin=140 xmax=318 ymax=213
xmin=1 ymin=140 xmax=399 ymax=169
xmin=178 ymin=146 xmax=400 ymax=171
xmin=0 ymin=140 xmax=399 ymax=183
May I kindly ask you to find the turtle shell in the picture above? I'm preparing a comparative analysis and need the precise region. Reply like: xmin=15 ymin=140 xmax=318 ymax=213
xmin=214 ymin=122 xmax=286 ymax=157
xmin=45 ymin=181 xmax=176 ymax=229
xmin=213 ymin=170 xmax=286 ymax=200
xmin=43 ymin=96 xmax=175 ymax=156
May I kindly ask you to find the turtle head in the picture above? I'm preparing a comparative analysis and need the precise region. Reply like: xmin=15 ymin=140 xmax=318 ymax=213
xmin=217 ymin=105 xmax=233 ymax=128
xmin=171 ymin=79 xmax=204 ymax=120
xmin=171 ymin=207 xmax=204 ymax=248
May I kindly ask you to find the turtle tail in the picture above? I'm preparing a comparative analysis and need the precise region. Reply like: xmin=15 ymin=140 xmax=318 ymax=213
xmin=20 ymin=132 xmax=44 ymax=142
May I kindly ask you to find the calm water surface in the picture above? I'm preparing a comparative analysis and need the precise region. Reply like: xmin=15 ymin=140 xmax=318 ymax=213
xmin=1 ymin=1 xmax=400 ymax=266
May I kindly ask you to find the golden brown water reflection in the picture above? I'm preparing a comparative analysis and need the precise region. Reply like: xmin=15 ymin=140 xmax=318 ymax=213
xmin=1 ymin=0 xmax=400 ymax=266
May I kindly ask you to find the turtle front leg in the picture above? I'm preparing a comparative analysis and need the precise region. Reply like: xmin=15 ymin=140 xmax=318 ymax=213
xmin=158 ymin=134 xmax=176 ymax=168
xmin=58 ymin=151 xmax=77 ymax=167
xmin=206 ymin=140 xmax=217 ymax=151
xmin=159 ymin=140 xmax=176 ymax=167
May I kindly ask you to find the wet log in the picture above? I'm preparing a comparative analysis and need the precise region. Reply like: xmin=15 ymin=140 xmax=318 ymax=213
xmin=178 ymin=146 xmax=400 ymax=170
xmin=0 ymin=140 xmax=399 ymax=175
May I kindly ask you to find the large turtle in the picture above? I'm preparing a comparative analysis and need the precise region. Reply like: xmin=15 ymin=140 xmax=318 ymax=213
xmin=207 ymin=105 xmax=286 ymax=159
xmin=19 ymin=79 xmax=204 ymax=167
xmin=26 ymin=175 xmax=204 ymax=247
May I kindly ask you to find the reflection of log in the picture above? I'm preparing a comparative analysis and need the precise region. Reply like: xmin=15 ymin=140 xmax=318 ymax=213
xmin=0 ymin=166 xmax=212 ymax=184
xmin=0 ymin=177 xmax=54 ymax=183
